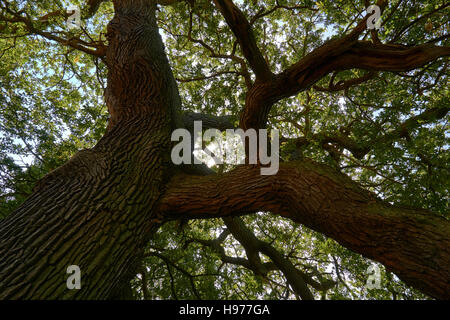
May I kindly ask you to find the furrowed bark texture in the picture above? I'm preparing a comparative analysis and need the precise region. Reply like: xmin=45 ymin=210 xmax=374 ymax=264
xmin=0 ymin=0 xmax=180 ymax=299
xmin=159 ymin=161 xmax=450 ymax=299
xmin=0 ymin=0 xmax=449 ymax=301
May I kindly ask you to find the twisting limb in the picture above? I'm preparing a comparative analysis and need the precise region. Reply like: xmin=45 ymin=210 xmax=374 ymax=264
xmin=190 ymin=217 xmax=335 ymax=300
xmin=284 ymin=106 xmax=450 ymax=160
xmin=213 ymin=0 xmax=273 ymax=81
xmin=221 ymin=0 xmax=448 ymax=131
xmin=240 ymin=39 xmax=450 ymax=130
xmin=159 ymin=160 xmax=450 ymax=299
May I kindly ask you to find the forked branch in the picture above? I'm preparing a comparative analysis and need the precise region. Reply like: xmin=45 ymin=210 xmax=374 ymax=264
xmin=159 ymin=160 xmax=450 ymax=299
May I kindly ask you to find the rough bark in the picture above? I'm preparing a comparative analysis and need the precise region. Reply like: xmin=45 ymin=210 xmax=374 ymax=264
xmin=159 ymin=161 xmax=450 ymax=299
xmin=0 ymin=0 xmax=180 ymax=299
xmin=222 ymin=217 xmax=315 ymax=300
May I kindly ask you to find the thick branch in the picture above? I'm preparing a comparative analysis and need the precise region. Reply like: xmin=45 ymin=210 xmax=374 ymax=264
xmin=240 ymin=40 xmax=450 ymax=129
xmin=182 ymin=112 xmax=235 ymax=131
xmin=159 ymin=160 xmax=450 ymax=299
xmin=213 ymin=0 xmax=273 ymax=81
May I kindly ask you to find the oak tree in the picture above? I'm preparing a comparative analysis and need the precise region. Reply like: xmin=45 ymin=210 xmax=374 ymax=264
xmin=0 ymin=0 xmax=449 ymax=299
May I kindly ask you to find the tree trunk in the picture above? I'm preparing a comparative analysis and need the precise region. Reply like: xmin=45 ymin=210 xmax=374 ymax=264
xmin=0 ymin=0 xmax=180 ymax=299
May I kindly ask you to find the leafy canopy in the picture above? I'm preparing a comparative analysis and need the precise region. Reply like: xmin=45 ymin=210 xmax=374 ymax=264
xmin=0 ymin=0 xmax=448 ymax=299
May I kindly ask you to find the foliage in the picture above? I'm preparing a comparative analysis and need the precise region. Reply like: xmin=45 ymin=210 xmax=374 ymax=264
xmin=0 ymin=0 xmax=448 ymax=299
